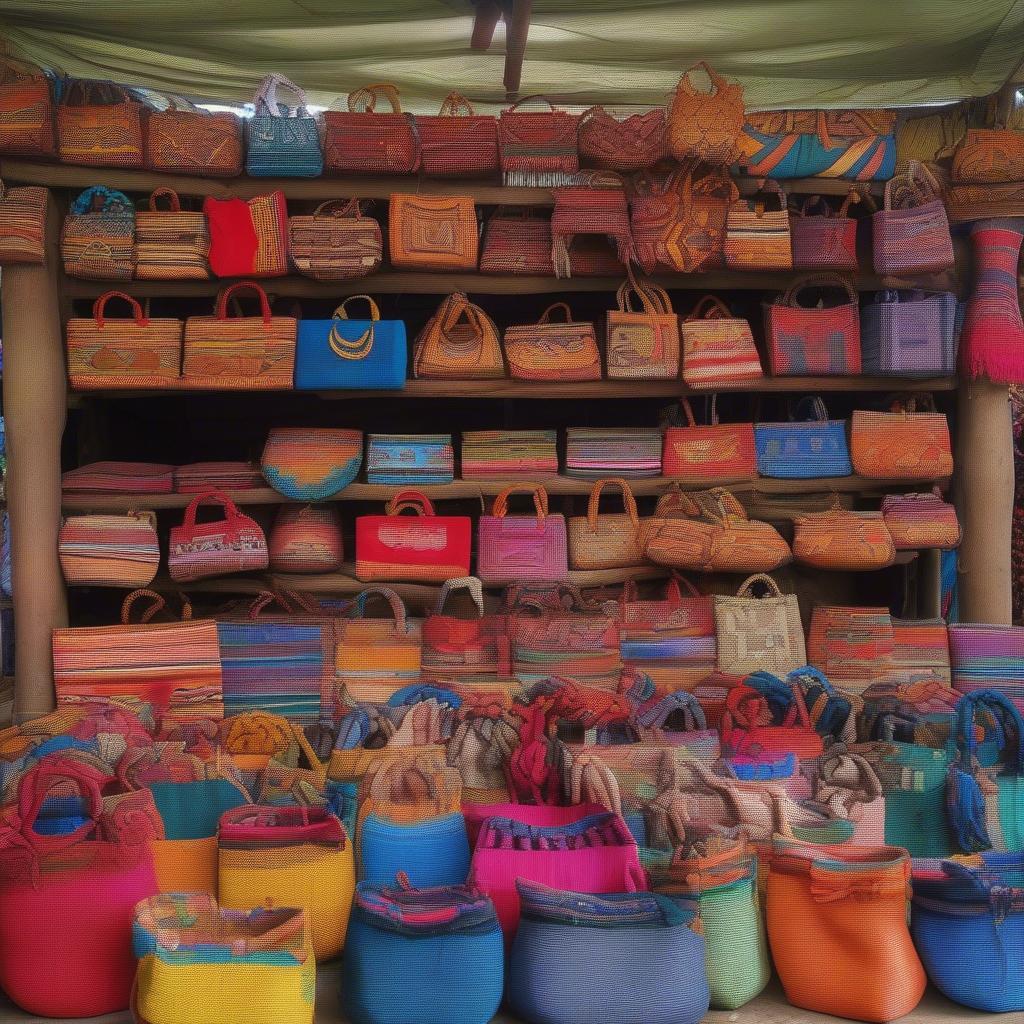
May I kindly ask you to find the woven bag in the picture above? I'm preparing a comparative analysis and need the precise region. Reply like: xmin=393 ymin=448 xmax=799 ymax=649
xmin=497 ymin=95 xmax=580 ymax=184
xmin=246 ymin=74 xmax=323 ymax=177
xmin=874 ymin=161 xmax=954 ymax=274
xmin=323 ymin=83 xmax=420 ymax=175
xmin=724 ymin=179 xmax=792 ymax=269
xmin=56 ymin=79 xmax=144 ymax=167
xmin=268 ymin=504 xmax=344 ymax=573
xmin=477 ymin=484 xmax=568 ymax=586
xmin=578 ymin=106 xmax=667 ymax=171
xmin=949 ymin=623 xmax=1024 ymax=714
xmin=503 ymin=301 xmax=601 ymax=381
xmin=52 ymin=588 xmax=225 ymax=723
xmin=261 ymin=427 xmax=363 ymax=500
xmin=417 ymin=92 xmax=499 ymax=178
xmin=807 ymin=606 xmax=895 ymax=694
xmin=663 ymin=396 xmax=756 ymax=485
xmin=0 ymin=51 xmax=55 ymax=156
xmin=0 ymin=179 xmax=45 ymax=264
xmin=567 ymin=477 xmax=646 ymax=571
xmin=606 ymin=277 xmax=680 ymax=379
xmin=182 ymin=281 xmax=296 ymax=390
xmin=63 ymin=461 xmax=175 ymax=494
xmin=135 ymin=188 xmax=210 ymax=280
xmin=61 ymin=186 xmax=136 ymax=280
xmin=413 ymin=292 xmax=504 ymax=379
xmin=550 ymin=185 xmax=632 ymax=278
xmin=850 ymin=399 xmax=953 ymax=480
xmin=58 ymin=511 xmax=159 ymax=587
xmin=793 ymin=501 xmax=896 ymax=570
xmin=714 ymin=574 xmax=806 ymax=676
xmin=355 ymin=490 xmax=471 ymax=583
xmin=66 ymin=290 xmax=183 ymax=390
xmin=479 ymin=207 xmax=553 ymax=275
xmin=720 ymin=679 xmax=823 ymax=760
xmin=133 ymin=896 xmax=313 ymax=1024
xmin=461 ymin=429 xmax=558 ymax=479
xmin=168 ymin=490 xmax=268 ymax=582
xmin=861 ymin=290 xmax=959 ymax=377
xmin=630 ymin=166 xmax=736 ymax=274
xmin=790 ymin=191 xmax=860 ymax=270
xmin=668 ymin=62 xmax=745 ymax=165
xmin=389 ymin=194 xmax=479 ymax=271
xmin=681 ymin=294 xmax=762 ymax=388
xmin=952 ymin=127 xmax=1024 ymax=184
xmin=204 ymin=191 xmax=289 ymax=278
xmin=764 ymin=273 xmax=862 ymax=375
xmin=288 ymin=199 xmax=382 ymax=280
xmin=644 ymin=487 xmax=792 ymax=574
xmin=754 ymin=396 xmax=852 ymax=478
xmin=366 ymin=433 xmax=453 ymax=486
xmin=145 ymin=102 xmax=243 ymax=176
xmin=565 ymin=425 xmax=663 ymax=478
xmin=881 ymin=489 xmax=961 ymax=549
xmin=421 ymin=577 xmax=510 ymax=681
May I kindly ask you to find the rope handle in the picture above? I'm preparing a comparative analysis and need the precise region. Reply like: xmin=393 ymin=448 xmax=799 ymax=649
xmin=148 ymin=188 xmax=182 ymax=213
xmin=332 ymin=295 xmax=381 ymax=322
xmin=537 ymin=302 xmax=573 ymax=325
xmin=504 ymin=94 xmax=558 ymax=113
xmin=743 ymin=178 xmax=786 ymax=217
xmin=782 ymin=273 xmax=857 ymax=308
xmin=884 ymin=159 xmax=943 ymax=210
xmin=792 ymin=395 xmax=830 ymax=423
xmin=215 ymin=281 xmax=272 ymax=324
xmin=121 ymin=589 xmax=166 ymax=624
xmin=348 ymin=82 xmax=403 ymax=114
xmin=92 ymin=291 xmax=148 ymax=328
xmin=253 ymin=73 xmax=311 ymax=116
xmin=16 ymin=758 xmax=106 ymax=851
xmin=616 ymin=272 xmax=673 ymax=315
xmin=312 ymin=198 xmax=364 ymax=218
xmin=680 ymin=395 xmax=721 ymax=427
xmin=385 ymin=490 xmax=435 ymax=517
xmin=586 ymin=477 xmax=639 ymax=532
xmin=492 ymin=484 xmax=549 ymax=521
xmin=736 ymin=574 xmax=784 ymax=599
xmin=438 ymin=92 xmax=476 ymax=116
xmin=433 ymin=576 xmax=485 ymax=618
xmin=686 ymin=295 xmax=732 ymax=321
xmin=678 ymin=61 xmax=729 ymax=97
xmin=180 ymin=490 xmax=248 ymax=533
xmin=352 ymin=586 xmax=409 ymax=633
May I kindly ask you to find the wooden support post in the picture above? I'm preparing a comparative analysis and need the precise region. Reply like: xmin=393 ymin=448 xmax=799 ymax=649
xmin=471 ymin=1 xmax=502 ymax=50
xmin=2 ymin=192 xmax=67 ymax=721
xmin=955 ymin=379 xmax=1014 ymax=624
xmin=503 ymin=0 xmax=533 ymax=98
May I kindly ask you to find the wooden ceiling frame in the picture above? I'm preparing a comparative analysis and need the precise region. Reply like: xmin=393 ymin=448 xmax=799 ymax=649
xmin=471 ymin=0 xmax=534 ymax=98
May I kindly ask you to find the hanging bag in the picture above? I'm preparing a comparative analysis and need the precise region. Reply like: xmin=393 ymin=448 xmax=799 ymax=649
xmin=417 ymin=92 xmax=499 ymax=178
xmin=668 ymin=61 xmax=745 ymax=165
xmin=724 ymin=178 xmax=792 ymax=269
xmin=664 ymin=396 xmax=758 ymax=484
xmin=680 ymin=294 xmax=763 ymax=388
xmin=713 ymin=574 xmax=807 ymax=676
xmin=0 ymin=177 xmax=46 ymax=264
xmin=168 ymin=490 xmax=269 ymax=582
xmin=389 ymin=194 xmax=479 ymax=271
xmin=578 ymin=105 xmax=667 ymax=172
xmin=145 ymin=100 xmax=243 ymax=177
xmin=323 ymin=82 xmax=420 ymax=174
xmin=754 ymin=396 xmax=852 ymax=478
xmin=476 ymin=484 xmax=568 ymax=586
xmin=0 ymin=50 xmax=55 ymax=157
xmin=203 ymin=190 xmax=289 ymax=278
xmin=135 ymin=187 xmax=211 ymax=280
xmin=58 ymin=511 xmax=160 ymax=587
xmin=850 ymin=397 xmax=953 ymax=480
xmin=246 ymin=73 xmax=323 ymax=177
xmin=61 ymin=186 xmax=136 ymax=280
xmin=294 ymin=294 xmax=407 ymax=390
xmin=873 ymin=160 xmax=954 ymax=274
xmin=793 ymin=500 xmax=897 ymax=570
xmin=861 ymin=290 xmax=959 ymax=376
xmin=567 ymin=477 xmax=646 ymax=570
xmin=605 ymin=276 xmax=681 ymax=379
xmin=413 ymin=292 xmax=505 ymax=379
xmin=503 ymin=301 xmax=601 ymax=381
xmin=288 ymin=199 xmax=383 ymax=280
xmin=790 ymin=191 xmax=861 ymax=270
xmin=66 ymin=290 xmax=184 ymax=390
xmin=56 ymin=79 xmax=144 ymax=167
xmin=497 ymin=95 xmax=580 ymax=183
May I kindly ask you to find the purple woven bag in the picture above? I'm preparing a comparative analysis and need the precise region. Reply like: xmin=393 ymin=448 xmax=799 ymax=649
xmin=872 ymin=161 xmax=954 ymax=274
xmin=790 ymin=192 xmax=859 ymax=270
xmin=861 ymin=290 xmax=959 ymax=376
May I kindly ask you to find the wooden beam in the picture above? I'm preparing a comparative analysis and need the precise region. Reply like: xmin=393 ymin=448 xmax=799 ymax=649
xmin=471 ymin=1 xmax=502 ymax=50
xmin=503 ymin=0 xmax=533 ymax=97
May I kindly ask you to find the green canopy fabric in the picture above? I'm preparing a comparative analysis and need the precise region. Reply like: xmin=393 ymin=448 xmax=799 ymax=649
xmin=2 ymin=0 xmax=1024 ymax=111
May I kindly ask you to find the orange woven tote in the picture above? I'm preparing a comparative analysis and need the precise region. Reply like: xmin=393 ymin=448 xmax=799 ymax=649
xmin=668 ymin=62 xmax=745 ymax=166
xmin=56 ymin=79 xmax=144 ymax=168
xmin=850 ymin=398 xmax=953 ymax=481
xmin=388 ymin=194 xmax=479 ymax=271
xmin=567 ymin=477 xmax=647 ymax=570
xmin=503 ymin=302 xmax=601 ymax=381
xmin=0 ymin=51 xmax=55 ymax=157
xmin=792 ymin=502 xmax=897 ymax=570
xmin=605 ymin=276 xmax=680 ymax=380
xmin=413 ymin=292 xmax=505 ymax=379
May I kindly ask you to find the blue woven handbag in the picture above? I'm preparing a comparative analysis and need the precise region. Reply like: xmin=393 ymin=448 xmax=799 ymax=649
xmin=754 ymin=396 xmax=852 ymax=478
xmin=344 ymin=879 xmax=504 ymax=1024
xmin=366 ymin=434 xmax=454 ymax=485
xmin=359 ymin=813 xmax=471 ymax=888
xmin=912 ymin=852 xmax=1024 ymax=1011
xmin=246 ymin=74 xmax=323 ymax=178
xmin=294 ymin=295 xmax=407 ymax=390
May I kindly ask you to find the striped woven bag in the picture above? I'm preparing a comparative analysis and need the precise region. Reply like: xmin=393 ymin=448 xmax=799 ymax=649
xmin=56 ymin=79 xmax=144 ymax=167
xmin=950 ymin=624 xmax=1024 ymax=713
xmin=724 ymin=179 xmax=792 ymax=269
xmin=0 ymin=178 xmax=46 ymax=264
xmin=61 ymin=186 xmax=136 ymax=280
xmin=497 ymin=95 xmax=580 ymax=185
xmin=203 ymin=191 xmax=289 ymax=278
xmin=268 ymin=504 xmax=344 ymax=573
xmin=807 ymin=606 xmax=895 ymax=693
xmin=0 ymin=52 xmax=55 ymax=156
xmin=288 ymin=199 xmax=382 ymax=280
xmin=681 ymin=295 xmax=762 ymax=388
xmin=550 ymin=185 xmax=633 ymax=278
xmin=873 ymin=160 xmax=954 ymax=274
xmin=417 ymin=92 xmax=499 ymax=178
xmin=58 ymin=511 xmax=159 ymax=587
xmin=135 ymin=188 xmax=210 ymax=280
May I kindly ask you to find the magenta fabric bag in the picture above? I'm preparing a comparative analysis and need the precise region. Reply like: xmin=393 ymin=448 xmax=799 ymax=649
xmin=476 ymin=485 xmax=568 ymax=586
xmin=462 ymin=801 xmax=607 ymax=848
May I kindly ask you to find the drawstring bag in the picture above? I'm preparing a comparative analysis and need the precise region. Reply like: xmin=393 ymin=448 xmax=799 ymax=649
xmin=507 ymin=880 xmax=708 ymax=1024
xmin=912 ymin=853 xmax=1024 ymax=1012
xmin=133 ymin=895 xmax=314 ymax=1024
xmin=767 ymin=840 xmax=925 ymax=1023
xmin=344 ymin=879 xmax=504 ymax=1024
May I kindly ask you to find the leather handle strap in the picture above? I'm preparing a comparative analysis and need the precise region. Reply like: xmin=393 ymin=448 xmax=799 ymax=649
xmin=586 ymin=477 xmax=639 ymax=531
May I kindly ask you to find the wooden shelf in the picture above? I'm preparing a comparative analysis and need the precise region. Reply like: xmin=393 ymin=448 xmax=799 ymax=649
xmin=1 ymin=157 xmax=882 ymax=205
xmin=61 ymin=474 xmax=950 ymax=512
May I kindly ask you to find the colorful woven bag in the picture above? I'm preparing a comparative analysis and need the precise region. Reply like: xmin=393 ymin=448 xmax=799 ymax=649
xmin=668 ymin=62 xmax=745 ymax=166
xmin=881 ymin=489 xmax=961 ymax=549
xmin=564 ymin=426 xmax=662 ymax=478
xmin=288 ymin=199 xmax=382 ymax=280
xmin=680 ymin=295 xmax=763 ymax=388
xmin=861 ymin=290 xmax=960 ymax=377
xmin=261 ymin=427 xmax=363 ymax=500
xmin=135 ymin=188 xmax=211 ymax=280
xmin=66 ymin=290 xmax=183 ymax=390
xmin=461 ymin=429 xmax=558 ymax=479
xmin=850 ymin=399 xmax=953 ymax=480
xmin=479 ymin=207 xmax=553 ymax=275
xmin=0 ymin=52 xmax=55 ymax=156
xmin=793 ymin=502 xmax=896 ymax=570
xmin=724 ymin=179 xmax=792 ymax=269
xmin=168 ymin=491 xmax=269 ymax=582
xmin=879 ymin=740 xmax=957 ymax=856
xmin=567 ymin=477 xmax=646 ymax=570
xmin=664 ymin=397 xmax=757 ymax=484
xmin=578 ymin=106 xmax=667 ymax=172
xmin=714 ymin=574 xmax=806 ymax=676
xmin=754 ymin=396 xmax=851 ymax=478
xmin=56 ymin=79 xmax=144 ymax=167
xmin=764 ymin=273 xmax=862 ymax=375
xmin=476 ymin=485 xmax=568 ymax=586
xmin=182 ymin=281 xmax=296 ymax=389
xmin=294 ymin=295 xmax=407 ymax=390
xmin=268 ymin=504 xmax=345 ymax=573
xmin=950 ymin=625 xmax=1024 ymax=710
xmin=58 ymin=511 xmax=159 ymax=587
xmin=355 ymin=490 xmax=472 ymax=583
xmin=413 ymin=292 xmax=504 ymax=379
xmin=366 ymin=433 xmax=454 ymax=485
xmin=605 ymin=277 xmax=680 ymax=379
xmin=389 ymin=194 xmax=479 ymax=271
xmin=323 ymin=83 xmax=420 ymax=174
xmin=873 ymin=160 xmax=955 ymax=274
xmin=133 ymin=895 xmax=314 ymax=1024
xmin=421 ymin=577 xmax=509 ymax=681
xmin=417 ymin=92 xmax=499 ymax=178
xmin=144 ymin=101 xmax=243 ymax=177
xmin=246 ymin=74 xmax=323 ymax=177
xmin=218 ymin=805 xmax=355 ymax=960
xmin=61 ymin=186 xmax=136 ymax=280
xmin=0 ymin=179 xmax=45 ymax=264
xmin=497 ymin=96 xmax=580 ymax=184
xmin=807 ymin=606 xmax=895 ymax=692
xmin=203 ymin=191 xmax=289 ymax=278
xmin=175 ymin=461 xmax=264 ymax=492
xmin=790 ymin=191 xmax=860 ymax=269
xmin=503 ymin=301 xmax=601 ymax=381
xmin=63 ymin=461 xmax=175 ymax=494
xmin=550 ymin=185 xmax=632 ymax=278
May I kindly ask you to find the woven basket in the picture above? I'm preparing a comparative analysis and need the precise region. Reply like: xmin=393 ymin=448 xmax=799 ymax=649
xmin=389 ymin=194 xmax=479 ymax=271
xmin=497 ymin=95 xmax=580 ymax=183
xmin=288 ymin=199 xmax=382 ymax=280
xmin=606 ymin=276 xmax=680 ymax=379
xmin=0 ymin=179 xmax=46 ymax=264
xmin=668 ymin=62 xmax=745 ymax=165
xmin=479 ymin=207 xmax=553 ymax=275
xmin=477 ymin=485 xmax=568 ymax=586
xmin=61 ymin=186 xmax=135 ymax=281
xmin=56 ymin=79 xmax=144 ymax=167
xmin=145 ymin=104 xmax=243 ymax=177
xmin=417 ymin=92 xmax=499 ymax=178
xmin=413 ymin=292 xmax=504 ymax=379
xmin=0 ymin=53 xmax=55 ymax=156
xmin=881 ymin=489 xmax=961 ymax=549
xmin=245 ymin=74 xmax=323 ymax=178
xmin=135 ymin=188 xmax=210 ymax=281
xmin=664 ymin=396 xmax=757 ymax=484
xmin=790 ymin=191 xmax=860 ymax=270
xmin=58 ymin=511 xmax=159 ymax=588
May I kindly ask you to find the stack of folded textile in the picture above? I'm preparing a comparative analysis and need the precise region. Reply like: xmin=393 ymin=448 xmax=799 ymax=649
xmin=564 ymin=427 xmax=662 ymax=478
xmin=460 ymin=430 xmax=558 ymax=479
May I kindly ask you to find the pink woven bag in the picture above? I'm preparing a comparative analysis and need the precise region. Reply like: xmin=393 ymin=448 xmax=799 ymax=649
xmin=476 ymin=484 xmax=568 ymax=586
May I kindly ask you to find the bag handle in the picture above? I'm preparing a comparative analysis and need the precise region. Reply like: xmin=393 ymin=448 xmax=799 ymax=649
xmin=504 ymin=94 xmax=557 ymax=113
xmin=385 ymin=490 xmax=436 ymax=517
xmin=121 ymin=589 xmax=193 ymax=624
xmin=679 ymin=61 xmax=729 ymax=98
xmin=746 ymin=178 xmax=786 ymax=216
xmin=348 ymin=82 xmax=403 ymax=113
xmin=329 ymin=296 xmax=378 ymax=362
xmin=148 ymin=188 xmax=182 ymax=213
xmin=884 ymin=159 xmax=942 ymax=210
xmin=537 ymin=302 xmax=572 ymax=325
xmin=254 ymin=73 xmax=311 ymax=116
xmin=586 ymin=477 xmax=639 ymax=532
xmin=838 ymin=190 xmax=861 ymax=218
xmin=434 ymin=576 xmax=485 ymax=618
xmin=492 ymin=484 xmax=548 ymax=521
xmin=797 ymin=195 xmax=832 ymax=218
xmin=353 ymin=586 xmax=409 ymax=633
xmin=15 ymin=757 xmax=106 ymax=853
xmin=686 ymin=295 xmax=732 ymax=321
xmin=215 ymin=281 xmax=272 ymax=324
xmin=92 ymin=291 xmax=148 ymax=329
xmin=792 ymin=395 xmax=830 ymax=423
xmin=247 ymin=589 xmax=320 ymax=618
xmin=333 ymin=295 xmax=381 ymax=322
xmin=781 ymin=273 xmax=857 ymax=308
xmin=956 ymin=689 xmax=1024 ymax=773
xmin=680 ymin=395 xmax=722 ymax=428
xmin=312 ymin=198 xmax=365 ymax=218
xmin=180 ymin=490 xmax=247 ymax=533
xmin=736 ymin=574 xmax=784 ymax=599
xmin=438 ymin=92 xmax=476 ymax=116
